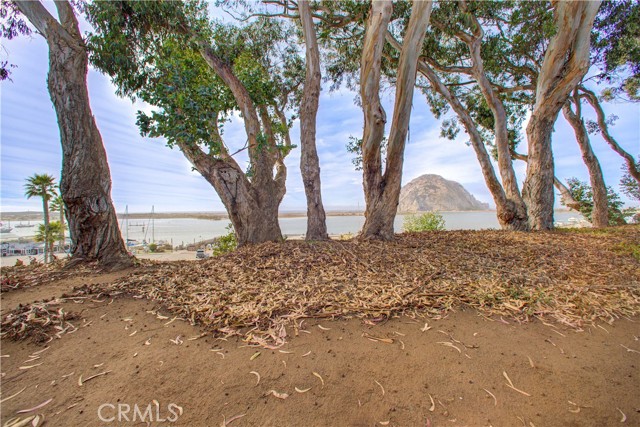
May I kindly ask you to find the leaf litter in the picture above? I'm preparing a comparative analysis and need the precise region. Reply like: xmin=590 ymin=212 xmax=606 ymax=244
xmin=7 ymin=229 xmax=639 ymax=347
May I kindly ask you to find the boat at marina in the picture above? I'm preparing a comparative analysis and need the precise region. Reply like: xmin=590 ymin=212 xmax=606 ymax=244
xmin=0 ymin=222 xmax=13 ymax=233
xmin=15 ymin=221 xmax=35 ymax=228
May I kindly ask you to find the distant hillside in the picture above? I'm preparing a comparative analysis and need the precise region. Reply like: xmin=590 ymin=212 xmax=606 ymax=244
xmin=398 ymin=174 xmax=490 ymax=212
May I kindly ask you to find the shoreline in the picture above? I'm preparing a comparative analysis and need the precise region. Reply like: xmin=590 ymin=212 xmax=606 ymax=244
xmin=0 ymin=209 xmax=551 ymax=222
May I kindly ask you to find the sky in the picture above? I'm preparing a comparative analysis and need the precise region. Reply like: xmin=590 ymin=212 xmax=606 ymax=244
xmin=1 ymin=5 xmax=638 ymax=214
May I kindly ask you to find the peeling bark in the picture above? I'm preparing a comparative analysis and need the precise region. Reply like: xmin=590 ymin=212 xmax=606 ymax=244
xmin=562 ymin=93 xmax=608 ymax=228
xmin=523 ymin=1 xmax=600 ymax=230
xmin=15 ymin=0 xmax=131 ymax=269
xmin=298 ymin=0 xmax=328 ymax=241
xmin=360 ymin=0 xmax=432 ymax=240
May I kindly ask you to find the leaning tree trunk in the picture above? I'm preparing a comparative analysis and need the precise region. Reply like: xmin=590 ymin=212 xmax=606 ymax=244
xmin=411 ymin=53 xmax=526 ymax=230
xmin=360 ymin=0 xmax=432 ymax=240
xmin=581 ymin=87 xmax=640 ymax=185
xmin=562 ymin=95 xmax=609 ymax=228
xmin=522 ymin=1 xmax=600 ymax=230
xmin=298 ymin=0 xmax=328 ymax=241
xmin=15 ymin=1 xmax=131 ymax=269
xmin=454 ymin=9 xmax=529 ymax=231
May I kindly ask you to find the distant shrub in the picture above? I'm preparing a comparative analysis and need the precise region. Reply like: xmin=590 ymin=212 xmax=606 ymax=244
xmin=403 ymin=212 xmax=446 ymax=232
xmin=212 ymin=224 xmax=237 ymax=256
xmin=148 ymin=243 xmax=158 ymax=252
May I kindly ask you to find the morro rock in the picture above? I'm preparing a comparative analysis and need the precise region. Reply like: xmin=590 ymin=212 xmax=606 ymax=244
xmin=398 ymin=174 xmax=490 ymax=212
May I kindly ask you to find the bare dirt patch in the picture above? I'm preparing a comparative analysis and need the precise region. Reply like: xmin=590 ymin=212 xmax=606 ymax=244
xmin=1 ymin=297 xmax=638 ymax=426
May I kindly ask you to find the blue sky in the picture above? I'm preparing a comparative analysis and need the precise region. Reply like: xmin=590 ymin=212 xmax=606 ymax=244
xmin=1 ymin=7 xmax=638 ymax=214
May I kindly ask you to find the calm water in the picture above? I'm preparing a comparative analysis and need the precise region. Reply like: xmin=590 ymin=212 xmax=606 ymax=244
xmin=1 ymin=211 xmax=585 ymax=246
xmin=119 ymin=211 xmax=584 ymax=246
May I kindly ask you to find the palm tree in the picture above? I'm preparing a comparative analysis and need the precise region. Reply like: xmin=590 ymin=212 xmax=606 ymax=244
xmin=24 ymin=174 xmax=57 ymax=263
xmin=34 ymin=221 xmax=63 ymax=259
xmin=50 ymin=194 xmax=66 ymax=254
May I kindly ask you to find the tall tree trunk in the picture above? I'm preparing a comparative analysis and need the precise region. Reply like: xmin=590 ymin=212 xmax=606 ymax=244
xmin=522 ymin=1 xmax=600 ymax=230
xmin=297 ymin=1 xmax=328 ymax=241
xmin=360 ymin=0 xmax=432 ymax=240
xmin=15 ymin=1 xmax=131 ymax=269
xmin=581 ymin=87 xmax=640 ymax=185
xmin=562 ymin=94 xmax=609 ymax=227
xmin=42 ymin=196 xmax=50 ymax=263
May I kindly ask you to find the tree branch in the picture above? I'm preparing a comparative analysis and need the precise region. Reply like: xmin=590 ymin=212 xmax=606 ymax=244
xmin=580 ymin=86 xmax=640 ymax=183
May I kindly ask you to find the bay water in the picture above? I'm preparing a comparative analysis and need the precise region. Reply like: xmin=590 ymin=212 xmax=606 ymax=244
xmin=118 ymin=211 xmax=584 ymax=246
xmin=1 ymin=211 xmax=585 ymax=247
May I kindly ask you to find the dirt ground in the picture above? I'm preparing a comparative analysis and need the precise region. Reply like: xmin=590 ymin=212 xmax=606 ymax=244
xmin=1 ymin=271 xmax=638 ymax=427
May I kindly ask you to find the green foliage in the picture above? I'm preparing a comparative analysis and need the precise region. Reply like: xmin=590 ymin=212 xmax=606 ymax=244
xmin=86 ymin=1 xmax=300 ymax=162
xmin=34 ymin=221 xmax=62 ymax=245
xmin=0 ymin=0 xmax=33 ymax=80
xmin=50 ymin=195 xmax=64 ymax=213
xmin=24 ymin=174 xmax=57 ymax=202
xmin=566 ymin=178 xmax=632 ymax=226
xmin=619 ymin=159 xmax=640 ymax=202
xmin=148 ymin=243 xmax=158 ymax=253
xmin=397 ymin=1 xmax=536 ymax=151
xmin=211 ymin=224 xmax=237 ymax=256
xmin=346 ymin=136 xmax=387 ymax=171
xmin=403 ymin=212 xmax=446 ymax=232
xmin=591 ymin=0 xmax=640 ymax=100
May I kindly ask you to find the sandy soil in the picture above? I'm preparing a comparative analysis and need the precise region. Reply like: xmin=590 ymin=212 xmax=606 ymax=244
xmin=0 ymin=251 xmax=201 ymax=268
xmin=1 ymin=272 xmax=638 ymax=427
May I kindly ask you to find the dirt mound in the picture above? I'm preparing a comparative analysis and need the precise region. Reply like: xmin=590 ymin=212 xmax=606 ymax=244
xmin=80 ymin=228 xmax=640 ymax=346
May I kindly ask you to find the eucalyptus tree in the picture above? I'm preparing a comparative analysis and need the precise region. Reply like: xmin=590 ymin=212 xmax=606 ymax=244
xmin=4 ymin=1 xmax=131 ymax=269
xmin=582 ymin=0 xmax=639 ymax=185
xmin=561 ymin=90 xmax=609 ymax=227
xmin=547 ymin=0 xmax=638 ymax=228
xmin=245 ymin=0 xmax=330 ymax=240
xmin=412 ymin=1 xmax=602 ymax=229
xmin=357 ymin=0 xmax=433 ymax=240
xmin=86 ymin=1 xmax=300 ymax=245
xmin=297 ymin=0 xmax=328 ymax=240
xmin=522 ymin=0 xmax=600 ymax=230
xmin=24 ymin=173 xmax=57 ymax=263
xmin=385 ymin=0 xmax=534 ymax=231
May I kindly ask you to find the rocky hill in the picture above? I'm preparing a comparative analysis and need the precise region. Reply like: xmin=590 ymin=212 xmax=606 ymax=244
xmin=398 ymin=174 xmax=490 ymax=212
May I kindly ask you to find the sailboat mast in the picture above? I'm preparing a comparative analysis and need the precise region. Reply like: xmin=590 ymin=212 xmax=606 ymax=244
xmin=152 ymin=205 xmax=155 ymax=244
xmin=125 ymin=205 xmax=129 ymax=246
